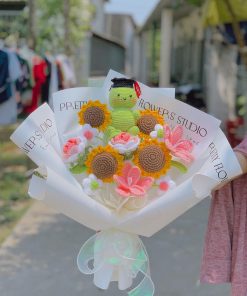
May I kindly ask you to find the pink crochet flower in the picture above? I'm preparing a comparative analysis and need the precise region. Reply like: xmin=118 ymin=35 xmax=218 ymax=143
xmin=110 ymin=132 xmax=140 ymax=154
xmin=113 ymin=162 xmax=154 ymax=197
xmin=164 ymin=125 xmax=194 ymax=164
xmin=111 ymin=132 xmax=133 ymax=144
xmin=80 ymin=124 xmax=98 ymax=141
xmin=63 ymin=138 xmax=85 ymax=161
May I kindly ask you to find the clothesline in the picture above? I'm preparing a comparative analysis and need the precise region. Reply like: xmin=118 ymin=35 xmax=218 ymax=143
xmin=0 ymin=44 xmax=76 ymax=125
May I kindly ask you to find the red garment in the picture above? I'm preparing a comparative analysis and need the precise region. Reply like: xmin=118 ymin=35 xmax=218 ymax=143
xmin=23 ymin=56 xmax=46 ymax=114
xmin=200 ymin=135 xmax=247 ymax=296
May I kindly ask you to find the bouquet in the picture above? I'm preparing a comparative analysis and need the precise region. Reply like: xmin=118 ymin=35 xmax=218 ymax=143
xmin=11 ymin=70 xmax=242 ymax=295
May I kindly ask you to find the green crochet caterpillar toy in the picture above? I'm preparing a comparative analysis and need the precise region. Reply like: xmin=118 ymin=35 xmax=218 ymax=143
xmin=105 ymin=78 xmax=141 ymax=140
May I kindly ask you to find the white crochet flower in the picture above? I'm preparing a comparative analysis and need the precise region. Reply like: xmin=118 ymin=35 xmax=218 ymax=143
xmin=150 ymin=124 xmax=164 ymax=139
xmin=82 ymin=174 xmax=103 ymax=196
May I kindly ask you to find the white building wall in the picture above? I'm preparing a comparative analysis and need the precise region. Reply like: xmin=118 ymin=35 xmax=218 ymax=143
xmin=123 ymin=17 xmax=135 ymax=76
xmin=173 ymin=8 xmax=204 ymax=47
xmin=133 ymin=33 xmax=141 ymax=80
xmin=91 ymin=0 xmax=107 ymax=35
xmin=159 ymin=8 xmax=173 ymax=87
xmin=204 ymin=30 xmax=238 ymax=122
xmin=172 ymin=8 xmax=204 ymax=84
xmin=172 ymin=8 xmax=238 ymax=123
xmin=139 ymin=31 xmax=149 ymax=84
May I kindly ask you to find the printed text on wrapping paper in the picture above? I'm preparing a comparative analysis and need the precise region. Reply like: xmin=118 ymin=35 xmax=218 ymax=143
xmin=209 ymin=142 xmax=228 ymax=181
xmin=58 ymin=98 xmax=208 ymax=138
xmin=21 ymin=118 xmax=55 ymax=153
xmin=59 ymin=101 xmax=87 ymax=111
xmin=138 ymin=98 xmax=207 ymax=138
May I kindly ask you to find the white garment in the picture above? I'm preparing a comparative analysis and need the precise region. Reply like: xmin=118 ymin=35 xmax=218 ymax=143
xmin=46 ymin=55 xmax=58 ymax=109
xmin=56 ymin=54 xmax=76 ymax=87
xmin=6 ymin=49 xmax=22 ymax=82
xmin=19 ymin=46 xmax=35 ymax=73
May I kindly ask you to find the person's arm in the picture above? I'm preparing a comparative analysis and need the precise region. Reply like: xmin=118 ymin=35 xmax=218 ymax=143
xmin=213 ymin=135 xmax=247 ymax=191
xmin=234 ymin=134 xmax=247 ymax=174
xmin=235 ymin=151 xmax=247 ymax=174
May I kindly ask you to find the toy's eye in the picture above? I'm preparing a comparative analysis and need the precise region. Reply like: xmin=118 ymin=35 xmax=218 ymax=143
xmin=129 ymin=95 xmax=132 ymax=98
xmin=117 ymin=94 xmax=120 ymax=97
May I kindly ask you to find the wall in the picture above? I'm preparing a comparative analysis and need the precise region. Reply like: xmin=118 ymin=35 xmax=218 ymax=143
xmin=91 ymin=0 xmax=107 ymax=35
xmin=105 ymin=14 xmax=136 ymax=76
xmin=204 ymin=29 xmax=238 ymax=123
xmin=90 ymin=34 xmax=125 ymax=76
xmin=172 ymin=8 xmax=241 ymax=124
xmin=172 ymin=8 xmax=204 ymax=84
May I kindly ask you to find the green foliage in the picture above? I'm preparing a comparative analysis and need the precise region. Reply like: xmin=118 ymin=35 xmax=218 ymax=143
xmin=36 ymin=0 xmax=93 ymax=53
xmin=0 ymin=7 xmax=28 ymax=40
xmin=172 ymin=0 xmax=205 ymax=9
xmin=0 ymin=141 xmax=30 ymax=243
xmin=186 ymin=0 xmax=205 ymax=6
xmin=0 ymin=170 xmax=28 ymax=202
xmin=0 ymin=139 xmax=31 ymax=243
xmin=0 ymin=0 xmax=93 ymax=54
xmin=70 ymin=164 xmax=87 ymax=174
xmin=69 ymin=146 xmax=91 ymax=174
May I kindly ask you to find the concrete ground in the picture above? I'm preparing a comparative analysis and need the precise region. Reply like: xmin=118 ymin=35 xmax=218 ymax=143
xmin=0 ymin=199 xmax=230 ymax=296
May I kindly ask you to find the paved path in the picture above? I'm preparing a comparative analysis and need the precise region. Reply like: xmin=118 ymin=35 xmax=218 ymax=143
xmin=0 ymin=200 xmax=230 ymax=296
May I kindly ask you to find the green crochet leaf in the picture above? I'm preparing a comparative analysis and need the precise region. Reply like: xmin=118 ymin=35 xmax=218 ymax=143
xmin=70 ymin=164 xmax=87 ymax=174
xmin=171 ymin=160 xmax=188 ymax=174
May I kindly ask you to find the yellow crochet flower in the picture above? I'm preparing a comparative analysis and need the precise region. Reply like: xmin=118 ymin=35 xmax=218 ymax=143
xmin=85 ymin=145 xmax=124 ymax=183
xmin=133 ymin=138 xmax=171 ymax=179
xmin=78 ymin=100 xmax=111 ymax=131
xmin=137 ymin=109 xmax=164 ymax=139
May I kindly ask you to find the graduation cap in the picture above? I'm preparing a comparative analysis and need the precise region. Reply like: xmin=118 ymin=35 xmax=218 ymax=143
xmin=111 ymin=78 xmax=135 ymax=88
xmin=110 ymin=78 xmax=141 ymax=98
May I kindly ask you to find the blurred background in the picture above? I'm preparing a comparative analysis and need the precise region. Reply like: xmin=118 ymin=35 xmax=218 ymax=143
xmin=0 ymin=1 xmax=246 ymax=295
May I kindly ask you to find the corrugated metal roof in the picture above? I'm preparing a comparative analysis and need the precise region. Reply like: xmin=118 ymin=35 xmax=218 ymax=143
xmin=138 ymin=0 xmax=194 ymax=33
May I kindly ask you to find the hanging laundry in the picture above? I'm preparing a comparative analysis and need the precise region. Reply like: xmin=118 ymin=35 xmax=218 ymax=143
xmin=16 ymin=53 xmax=33 ymax=107
xmin=56 ymin=54 xmax=76 ymax=88
xmin=41 ymin=56 xmax=52 ymax=104
xmin=0 ymin=50 xmax=11 ymax=105
xmin=56 ymin=59 xmax=65 ymax=90
xmin=23 ymin=55 xmax=47 ymax=115
xmin=45 ymin=53 xmax=58 ymax=108
xmin=41 ymin=53 xmax=59 ymax=107
xmin=0 ymin=48 xmax=22 ymax=125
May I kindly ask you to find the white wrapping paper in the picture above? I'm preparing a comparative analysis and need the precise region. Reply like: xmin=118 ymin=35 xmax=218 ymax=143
xmin=11 ymin=71 xmax=242 ymax=236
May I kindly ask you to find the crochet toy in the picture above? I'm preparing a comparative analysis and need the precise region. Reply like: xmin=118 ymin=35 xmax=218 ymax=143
xmin=105 ymin=78 xmax=141 ymax=140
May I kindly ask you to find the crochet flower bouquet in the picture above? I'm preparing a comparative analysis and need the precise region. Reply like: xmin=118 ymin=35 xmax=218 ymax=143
xmin=11 ymin=70 xmax=242 ymax=295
